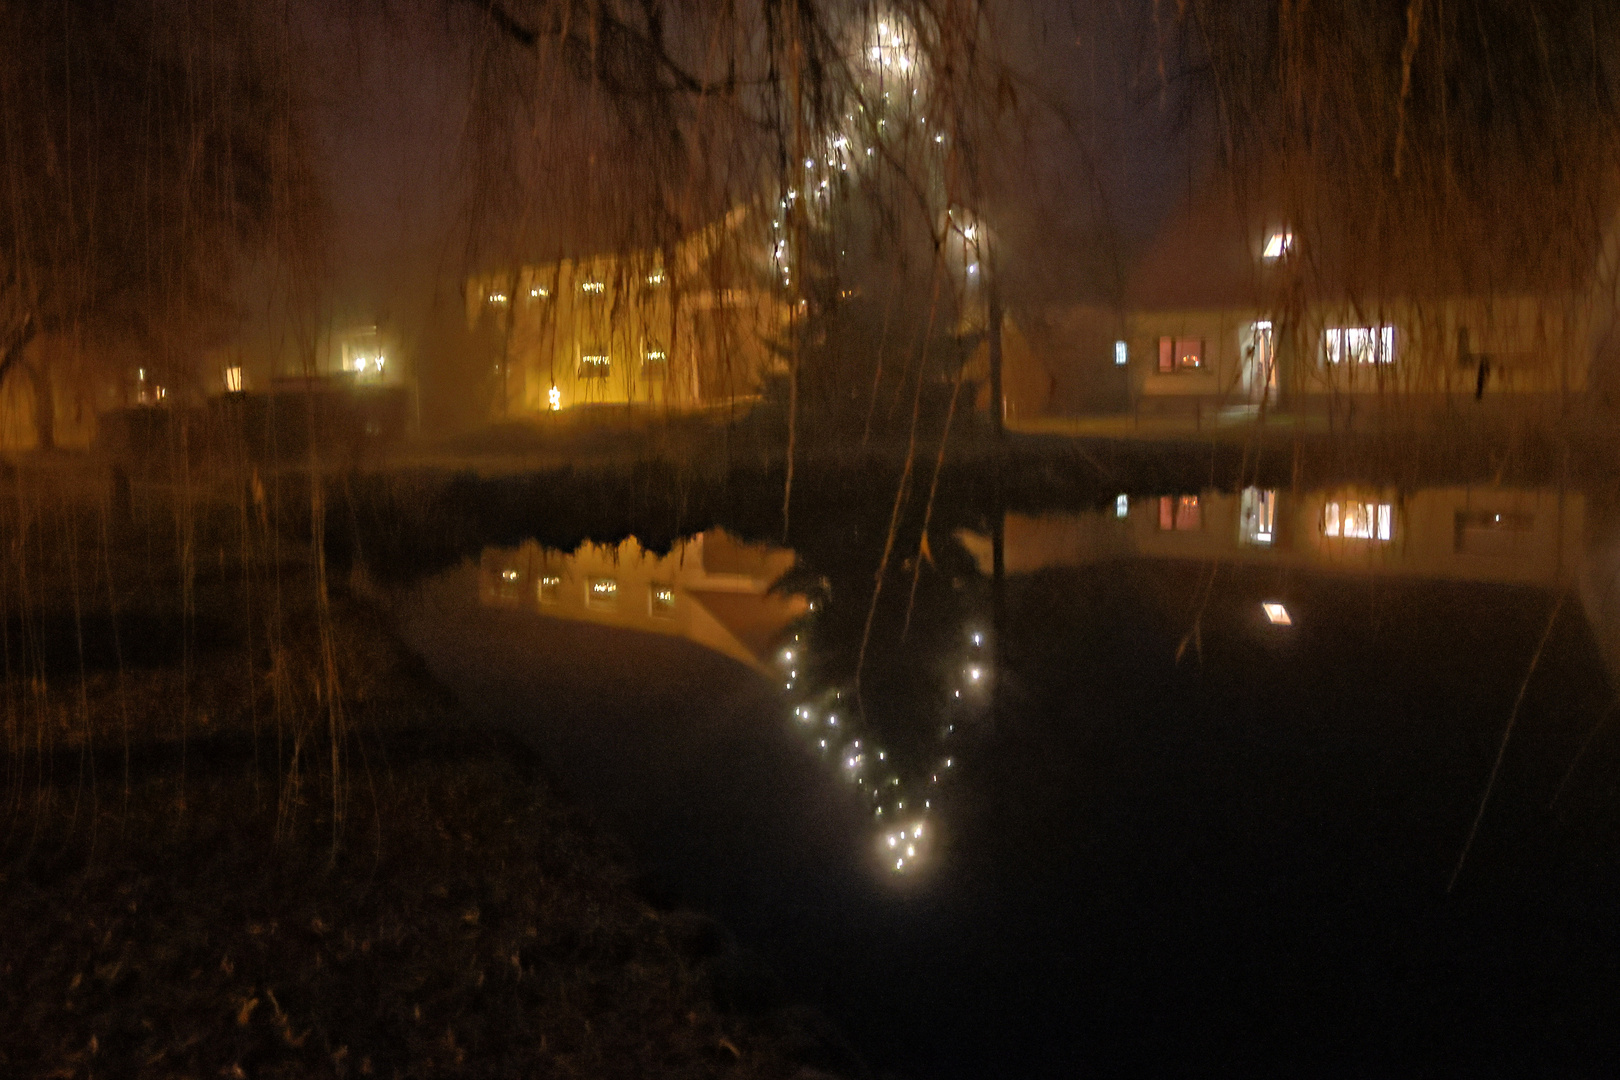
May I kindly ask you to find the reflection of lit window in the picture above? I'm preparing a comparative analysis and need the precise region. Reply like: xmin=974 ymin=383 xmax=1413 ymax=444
xmin=586 ymin=577 xmax=618 ymax=606
xmin=1157 ymin=336 xmax=1203 ymax=373
xmin=1158 ymin=495 xmax=1202 ymax=531
xmin=1323 ymin=500 xmax=1393 ymax=540
xmin=1116 ymin=494 xmax=1129 ymax=518
xmin=649 ymin=584 xmax=675 ymax=617
xmin=1240 ymin=487 xmax=1277 ymax=545
xmin=1262 ymin=230 xmax=1293 ymax=259
xmin=224 ymin=366 xmax=243 ymax=393
xmin=1323 ymin=326 xmax=1395 ymax=365
xmin=538 ymin=575 xmax=561 ymax=603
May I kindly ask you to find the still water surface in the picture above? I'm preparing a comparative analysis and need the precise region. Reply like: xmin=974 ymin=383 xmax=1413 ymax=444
xmin=395 ymin=481 xmax=1620 ymax=1077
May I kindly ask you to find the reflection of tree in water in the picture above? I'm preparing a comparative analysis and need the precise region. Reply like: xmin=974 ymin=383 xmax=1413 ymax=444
xmin=774 ymin=528 xmax=992 ymax=875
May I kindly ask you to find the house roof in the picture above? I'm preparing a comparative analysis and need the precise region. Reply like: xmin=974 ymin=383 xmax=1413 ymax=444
xmin=1124 ymin=160 xmax=1617 ymax=312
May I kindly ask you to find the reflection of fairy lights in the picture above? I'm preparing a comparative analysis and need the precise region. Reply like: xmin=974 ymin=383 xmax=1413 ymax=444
xmin=783 ymin=610 xmax=990 ymax=877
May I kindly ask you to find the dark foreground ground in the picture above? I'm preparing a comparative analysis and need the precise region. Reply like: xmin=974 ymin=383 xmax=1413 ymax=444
xmin=0 ymin=596 xmax=847 ymax=1080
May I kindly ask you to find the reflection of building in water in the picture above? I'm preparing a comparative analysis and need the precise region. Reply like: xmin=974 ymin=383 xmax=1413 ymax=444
xmin=478 ymin=530 xmax=804 ymax=673
xmin=960 ymin=486 xmax=1583 ymax=586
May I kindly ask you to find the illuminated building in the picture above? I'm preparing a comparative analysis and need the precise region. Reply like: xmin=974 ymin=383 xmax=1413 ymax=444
xmin=466 ymin=208 xmax=793 ymax=416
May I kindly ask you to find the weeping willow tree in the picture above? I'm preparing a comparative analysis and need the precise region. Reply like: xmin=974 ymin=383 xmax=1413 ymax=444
xmin=0 ymin=0 xmax=320 ymax=448
xmin=451 ymin=0 xmax=1027 ymax=447
xmin=1156 ymin=0 xmax=1620 ymax=431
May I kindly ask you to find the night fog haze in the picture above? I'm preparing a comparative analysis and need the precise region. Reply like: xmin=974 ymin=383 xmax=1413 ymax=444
xmin=3 ymin=1 xmax=1620 ymax=1076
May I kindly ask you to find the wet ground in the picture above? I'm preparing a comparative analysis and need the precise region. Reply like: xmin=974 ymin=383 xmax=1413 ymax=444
xmin=390 ymin=476 xmax=1620 ymax=1078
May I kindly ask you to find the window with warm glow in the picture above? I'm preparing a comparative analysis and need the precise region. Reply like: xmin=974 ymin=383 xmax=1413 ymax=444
xmin=538 ymin=575 xmax=561 ymax=603
xmin=1323 ymin=326 xmax=1396 ymax=366
xmin=586 ymin=577 xmax=618 ymax=607
xmin=1322 ymin=500 xmax=1393 ymax=541
xmin=1157 ymin=337 xmax=1203 ymax=373
xmin=1158 ymin=495 xmax=1202 ymax=531
xmin=649 ymin=584 xmax=676 ymax=617
xmin=224 ymin=366 xmax=243 ymax=393
xmin=578 ymin=351 xmax=611 ymax=379
xmin=1262 ymin=230 xmax=1293 ymax=259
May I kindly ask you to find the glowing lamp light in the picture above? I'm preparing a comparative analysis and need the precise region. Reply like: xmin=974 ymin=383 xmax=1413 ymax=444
xmin=548 ymin=385 xmax=561 ymax=410
xmin=1262 ymin=602 xmax=1292 ymax=625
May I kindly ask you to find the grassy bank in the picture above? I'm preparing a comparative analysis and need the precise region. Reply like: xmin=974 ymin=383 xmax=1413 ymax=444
xmin=0 ymin=591 xmax=849 ymax=1079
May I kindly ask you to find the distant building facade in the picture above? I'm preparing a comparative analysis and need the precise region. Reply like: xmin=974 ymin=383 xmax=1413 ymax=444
xmin=985 ymin=167 xmax=1617 ymax=429
xmin=466 ymin=208 xmax=792 ymax=417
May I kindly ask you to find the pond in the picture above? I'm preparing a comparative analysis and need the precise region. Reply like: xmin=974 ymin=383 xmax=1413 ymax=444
xmin=387 ymin=474 xmax=1620 ymax=1078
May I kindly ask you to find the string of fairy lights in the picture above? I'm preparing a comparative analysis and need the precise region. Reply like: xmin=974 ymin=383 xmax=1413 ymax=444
xmin=779 ymin=622 xmax=990 ymax=877
xmin=769 ymin=12 xmax=983 ymax=295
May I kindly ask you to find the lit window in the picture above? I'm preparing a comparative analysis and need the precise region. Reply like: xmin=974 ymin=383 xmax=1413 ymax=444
xmin=586 ymin=577 xmax=618 ymax=606
xmin=224 ymin=366 xmax=243 ymax=393
xmin=1323 ymin=326 xmax=1395 ymax=366
xmin=488 ymin=292 xmax=507 ymax=304
xmin=1158 ymin=495 xmax=1202 ymax=531
xmin=578 ymin=352 xmax=611 ymax=379
xmin=649 ymin=584 xmax=676 ymax=617
xmin=530 ymin=287 xmax=548 ymax=299
xmin=642 ymin=348 xmax=668 ymax=374
xmin=1157 ymin=337 xmax=1203 ymax=373
xmin=1323 ymin=500 xmax=1393 ymax=541
xmin=1262 ymin=230 xmax=1294 ymax=259
xmin=581 ymin=280 xmax=605 ymax=294
xmin=1115 ymin=494 xmax=1129 ymax=518
xmin=496 ymin=566 xmax=520 ymax=599
xmin=1240 ymin=487 xmax=1276 ymax=545
xmin=1262 ymin=602 xmax=1292 ymax=625
xmin=646 ymin=270 xmax=664 ymax=286
xmin=538 ymin=575 xmax=561 ymax=603
xmin=1114 ymin=340 xmax=1128 ymax=366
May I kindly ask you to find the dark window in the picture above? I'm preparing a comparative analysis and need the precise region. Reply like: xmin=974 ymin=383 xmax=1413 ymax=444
xmin=1454 ymin=510 xmax=1535 ymax=556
